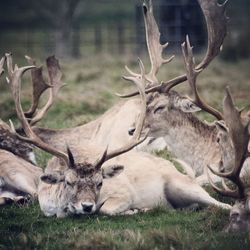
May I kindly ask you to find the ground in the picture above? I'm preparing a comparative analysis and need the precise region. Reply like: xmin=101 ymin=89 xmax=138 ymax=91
xmin=0 ymin=54 xmax=250 ymax=249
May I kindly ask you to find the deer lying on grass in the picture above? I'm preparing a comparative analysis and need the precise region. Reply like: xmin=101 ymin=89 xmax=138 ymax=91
xmin=123 ymin=0 xmax=250 ymax=184
xmin=206 ymin=88 xmax=250 ymax=232
xmin=2 ymin=55 xmax=151 ymax=217
xmin=2 ymin=54 xmax=232 ymax=216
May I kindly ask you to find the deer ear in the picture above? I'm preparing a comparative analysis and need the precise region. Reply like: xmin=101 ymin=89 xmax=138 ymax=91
xmin=177 ymin=98 xmax=201 ymax=113
xmin=40 ymin=172 xmax=65 ymax=184
xmin=102 ymin=165 xmax=124 ymax=179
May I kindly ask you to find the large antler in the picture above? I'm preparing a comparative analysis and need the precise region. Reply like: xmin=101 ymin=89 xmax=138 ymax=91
xmin=25 ymin=55 xmax=65 ymax=126
xmin=207 ymin=87 xmax=250 ymax=199
xmin=6 ymin=54 xmax=69 ymax=166
xmin=121 ymin=0 xmax=174 ymax=91
xmin=119 ymin=0 xmax=228 ymax=98
xmin=24 ymin=55 xmax=51 ymax=119
xmin=181 ymin=36 xmax=223 ymax=120
xmin=94 ymin=59 xmax=148 ymax=169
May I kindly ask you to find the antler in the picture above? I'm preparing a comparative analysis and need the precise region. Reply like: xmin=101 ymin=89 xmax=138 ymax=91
xmin=24 ymin=55 xmax=51 ymax=119
xmin=26 ymin=56 xmax=65 ymax=126
xmin=0 ymin=56 xmax=5 ymax=77
xmin=6 ymin=55 xmax=69 ymax=166
xmin=181 ymin=36 xmax=223 ymax=120
xmin=207 ymin=87 xmax=250 ymax=199
xmin=94 ymin=59 xmax=148 ymax=169
xmin=121 ymin=0 xmax=174 ymax=91
xmin=119 ymin=0 xmax=228 ymax=98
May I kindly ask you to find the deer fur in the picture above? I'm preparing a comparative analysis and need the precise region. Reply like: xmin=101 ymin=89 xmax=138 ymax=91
xmin=33 ymin=98 xmax=166 ymax=153
xmin=134 ymin=91 xmax=250 ymax=185
xmin=0 ymin=149 xmax=42 ymax=203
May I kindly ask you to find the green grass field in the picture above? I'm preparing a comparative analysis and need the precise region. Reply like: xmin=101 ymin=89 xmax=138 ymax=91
xmin=0 ymin=54 xmax=250 ymax=249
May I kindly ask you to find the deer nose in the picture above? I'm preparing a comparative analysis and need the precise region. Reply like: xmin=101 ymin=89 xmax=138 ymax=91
xmin=81 ymin=203 xmax=93 ymax=213
xmin=128 ymin=128 xmax=135 ymax=136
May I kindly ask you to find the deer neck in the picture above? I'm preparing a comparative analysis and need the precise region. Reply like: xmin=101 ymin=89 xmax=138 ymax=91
xmin=0 ymin=124 xmax=36 ymax=165
xmin=162 ymin=110 xmax=220 ymax=176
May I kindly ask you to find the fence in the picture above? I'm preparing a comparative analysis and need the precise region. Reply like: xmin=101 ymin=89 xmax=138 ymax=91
xmin=0 ymin=0 xmax=249 ymax=59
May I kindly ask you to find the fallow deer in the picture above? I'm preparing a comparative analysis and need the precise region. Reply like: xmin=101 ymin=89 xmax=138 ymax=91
xmin=206 ymin=88 xmax=250 ymax=232
xmin=124 ymin=0 xmax=250 ymax=184
xmin=4 ymin=55 xmax=151 ymax=217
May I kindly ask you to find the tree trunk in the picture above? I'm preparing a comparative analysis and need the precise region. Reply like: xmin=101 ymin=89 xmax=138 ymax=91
xmin=55 ymin=0 xmax=80 ymax=58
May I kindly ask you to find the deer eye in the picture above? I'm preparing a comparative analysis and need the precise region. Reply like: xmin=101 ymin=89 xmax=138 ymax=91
xmin=216 ymin=137 xmax=220 ymax=143
xmin=66 ymin=181 xmax=74 ymax=187
xmin=154 ymin=105 xmax=165 ymax=114
xmin=97 ymin=181 xmax=103 ymax=189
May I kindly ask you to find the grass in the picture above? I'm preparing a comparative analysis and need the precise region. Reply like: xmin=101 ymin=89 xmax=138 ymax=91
xmin=1 ymin=204 xmax=250 ymax=250
xmin=0 ymin=54 xmax=250 ymax=249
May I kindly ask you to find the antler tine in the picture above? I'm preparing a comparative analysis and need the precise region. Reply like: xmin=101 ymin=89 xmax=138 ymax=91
xmin=118 ymin=0 xmax=228 ymax=97
xmin=102 ymin=59 xmax=148 ymax=163
xmin=182 ymin=35 xmax=223 ymax=120
xmin=196 ymin=0 xmax=228 ymax=70
xmin=24 ymin=55 xmax=51 ymax=118
xmin=118 ymin=0 xmax=174 ymax=96
xmin=5 ymin=53 xmax=14 ymax=77
xmin=206 ymin=165 xmax=241 ymax=199
xmin=206 ymin=87 xmax=250 ymax=199
xmin=0 ymin=56 xmax=5 ymax=77
xmin=143 ymin=0 xmax=174 ymax=84
xmin=29 ymin=56 xmax=65 ymax=126
xmin=8 ymin=63 xmax=69 ymax=166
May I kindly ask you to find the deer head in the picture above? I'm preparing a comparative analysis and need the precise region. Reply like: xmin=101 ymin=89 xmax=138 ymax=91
xmin=39 ymin=146 xmax=125 ymax=215
xmin=121 ymin=0 xmax=228 ymax=137
xmin=5 ymin=54 xmax=147 ymax=216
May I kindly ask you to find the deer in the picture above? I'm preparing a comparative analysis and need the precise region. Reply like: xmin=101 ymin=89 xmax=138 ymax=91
xmin=2 ymin=53 xmax=232 ymax=217
xmin=121 ymin=0 xmax=250 ymax=185
xmin=205 ymin=87 xmax=250 ymax=232
xmin=2 ymin=54 xmax=151 ymax=217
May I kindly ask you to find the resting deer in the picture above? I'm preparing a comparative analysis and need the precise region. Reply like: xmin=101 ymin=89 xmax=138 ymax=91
xmin=206 ymin=88 xmax=250 ymax=232
xmin=3 ymin=54 xmax=153 ymax=217
xmin=2 ymin=54 xmax=232 ymax=217
xmin=124 ymin=0 xmax=250 ymax=184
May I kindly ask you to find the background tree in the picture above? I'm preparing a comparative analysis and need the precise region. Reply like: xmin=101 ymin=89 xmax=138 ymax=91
xmin=31 ymin=0 xmax=81 ymax=58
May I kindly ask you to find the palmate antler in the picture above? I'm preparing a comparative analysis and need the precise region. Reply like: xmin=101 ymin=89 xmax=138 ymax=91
xmin=118 ymin=0 xmax=228 ymax=98
xmin=206 ymin=88 xmax=250 ymax=199
xmin=24 ymin=55 xmax=65 ymax=126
